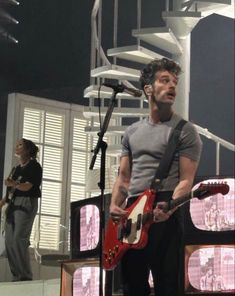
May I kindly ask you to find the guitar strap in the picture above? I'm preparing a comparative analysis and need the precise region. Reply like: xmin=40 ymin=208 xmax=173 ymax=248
xmin=150 ymin=119 xmax=187 ymax=190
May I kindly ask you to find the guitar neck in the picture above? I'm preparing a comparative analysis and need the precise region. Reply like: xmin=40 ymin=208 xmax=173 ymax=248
xmin=160 ymin=182 xmax=229 ymax=212
xmin=142 ymin=191 xmax=193 ymax=222
xmin=5 ymin=167 xmax=19 ymax=201
xmin=169 ymin=191 xmax=193 ymax=210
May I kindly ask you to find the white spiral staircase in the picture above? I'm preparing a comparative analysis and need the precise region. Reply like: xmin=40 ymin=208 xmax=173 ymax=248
xmin=83 ymin=0 xmax=234 ymax=182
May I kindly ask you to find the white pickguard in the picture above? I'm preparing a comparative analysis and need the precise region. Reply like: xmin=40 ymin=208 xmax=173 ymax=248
xmin=122 ymin=194 xmax=148 ymax=245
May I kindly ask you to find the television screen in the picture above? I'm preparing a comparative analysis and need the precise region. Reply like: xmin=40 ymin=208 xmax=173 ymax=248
xmin=190 ymin=177 xmax=235 ymax=232
xmin=73 ymin=265 xmax=100 ymax=296
xmin=60 ymin=258 xmax=103 ymax=296
xmin=61 ymin=258 xmax=125 ymax=296
xmin=80 ymin=204 xmax=100 ymax=251
xmin=185 ymin=245 xmax=235 ymax=294
xmin=185 ymin=177 xmax=235 ymax=237
xmin=70 ymin=194 xmax=111 ymax=259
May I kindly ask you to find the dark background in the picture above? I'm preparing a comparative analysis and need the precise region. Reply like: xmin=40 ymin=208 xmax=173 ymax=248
xmin=0 ymin=0 xmax=234 ymax=196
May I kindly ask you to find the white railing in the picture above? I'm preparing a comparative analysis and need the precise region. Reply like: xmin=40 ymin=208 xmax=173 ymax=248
xmin=90 ymin=0 xmax=110 ymax=75
xmin=195 ymin=124 xmax=235 ymax=174
xmin=90 ymin=0 xmax=141 ymax=91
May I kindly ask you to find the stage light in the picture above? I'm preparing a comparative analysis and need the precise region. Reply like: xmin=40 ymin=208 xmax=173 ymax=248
xmin=0 ymin=9 xmax=19 ymax=24
xmin=11 ymin=0 xmax=20 ymax=5
xmin=0 ymin=27 xmax=18 ymax=43
xmin=0 ymin=0 xmax=19 ymax=5
xmin=12 ymin=36 xmax=18 ymax=43
xmin=0 ymin=0 xmax=19 ymax=44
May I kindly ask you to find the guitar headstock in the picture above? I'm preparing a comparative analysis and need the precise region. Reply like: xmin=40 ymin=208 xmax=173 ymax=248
xmin=194 ymin=182 xmax=230 ymax=200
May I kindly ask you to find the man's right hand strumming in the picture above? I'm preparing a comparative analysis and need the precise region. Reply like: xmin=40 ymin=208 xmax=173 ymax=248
xmin=109 ymin=204 xmax=128 ymax=223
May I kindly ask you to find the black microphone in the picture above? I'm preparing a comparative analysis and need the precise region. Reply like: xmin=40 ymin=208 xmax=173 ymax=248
xmin=102 ymin=82 xmax=142 ymax=97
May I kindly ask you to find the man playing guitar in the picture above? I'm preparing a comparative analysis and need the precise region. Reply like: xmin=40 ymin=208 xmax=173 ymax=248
xmin=109 ymin=58 xmax=202 ymax=296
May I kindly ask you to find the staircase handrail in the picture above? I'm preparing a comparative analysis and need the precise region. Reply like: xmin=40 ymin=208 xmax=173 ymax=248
xmin=91 ymin=0 xmax=110 ymax=69
xmin=181 ymin=0 xmax=197 ymax=12
xmin=91 ymin=0 xmax=143 ymax=92
xmin=194 ymin=123 xmax=235 ymax=152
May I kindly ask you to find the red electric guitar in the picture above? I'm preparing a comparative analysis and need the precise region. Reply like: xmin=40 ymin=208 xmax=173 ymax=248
xmin=102 ymin=182 xmax=229 ymax=270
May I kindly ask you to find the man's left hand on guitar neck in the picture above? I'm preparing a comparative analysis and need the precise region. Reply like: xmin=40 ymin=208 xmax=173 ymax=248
xmin=153 ymin=201 xmax=176 ymax=222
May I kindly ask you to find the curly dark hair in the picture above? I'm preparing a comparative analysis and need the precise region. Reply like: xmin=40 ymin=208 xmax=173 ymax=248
xmin=22 ymin=138 xmax=39 ymax=159
xmin=139 ymin=58 xmax=182 ymax=90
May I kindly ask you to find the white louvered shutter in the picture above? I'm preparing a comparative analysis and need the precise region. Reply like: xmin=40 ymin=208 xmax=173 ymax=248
xmin=6 ymin=94 xmax=116 ymax=255
xmin=70 ymin=116 xmax=90 ymax=202
xmin=23 ymin=107 xmax=66 ymax=250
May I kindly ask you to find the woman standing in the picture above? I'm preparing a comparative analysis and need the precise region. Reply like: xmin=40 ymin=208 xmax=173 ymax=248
xmin=0 ymin=138 xmax=42 ymax=281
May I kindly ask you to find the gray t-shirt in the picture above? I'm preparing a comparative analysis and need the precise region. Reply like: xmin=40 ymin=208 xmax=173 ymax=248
xmin=121 ymin=113 xmax=202 ymax=197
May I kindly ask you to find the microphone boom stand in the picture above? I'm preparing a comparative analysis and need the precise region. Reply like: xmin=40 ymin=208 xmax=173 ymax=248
xmin=89 ymin=87 xmax=122 ymax=296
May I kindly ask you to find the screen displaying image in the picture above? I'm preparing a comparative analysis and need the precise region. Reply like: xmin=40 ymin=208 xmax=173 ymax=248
xmin=61 ymin=258 xmax=101 ymax=296
xmin=73 ymin=266 xmax=100 ymax=296
xmin=185 ymin=245 xmax=235 ymax=293
xmin=80 ymin=205 xmax=100 ymax=251
xmin=190 ymin=178 xmax=235 ymax=231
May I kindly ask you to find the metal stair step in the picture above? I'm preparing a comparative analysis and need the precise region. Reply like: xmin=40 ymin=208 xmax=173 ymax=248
xmin=182 ymin=0 xmax=232 ymax=18
xmin=132 ymin=27 xmax=183 ymax=55
xmin=90 ymin=64 xmax=140 ymax=81
xmin=107 ymin=45 xmax=164 ymax=64
xmin=83 ymin=106 xmax=148 ymax=118
xmin=162 ymin=11 xmax=201 ymax=38
xmin=84 ymin=85 xmax=145 ymax=100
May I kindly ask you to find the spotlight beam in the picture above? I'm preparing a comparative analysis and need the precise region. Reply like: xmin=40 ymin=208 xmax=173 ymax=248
xmin=0 ymin=9 xmax=19 ymax=24
xmin=0 ymin=0 xmax=19 ymax=5
xmin=0 ymin=27 xmax=18 ymax=43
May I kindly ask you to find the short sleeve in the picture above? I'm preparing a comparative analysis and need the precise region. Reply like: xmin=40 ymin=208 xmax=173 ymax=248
xmin=179 ymin=122 xmax=203 ymax=162
xmin=25 ymin=161 xmax=42 ymax=187
xmin=121 ymin=129 xmax=131 ymax=157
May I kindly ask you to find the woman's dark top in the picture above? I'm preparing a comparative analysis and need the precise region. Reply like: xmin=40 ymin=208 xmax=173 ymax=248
xmin=12 ymin=159 xmax=42 ymax=198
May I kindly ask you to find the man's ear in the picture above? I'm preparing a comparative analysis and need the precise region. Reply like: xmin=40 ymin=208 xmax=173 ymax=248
xmin=144 ymin=85 xmax=153 ymax=96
